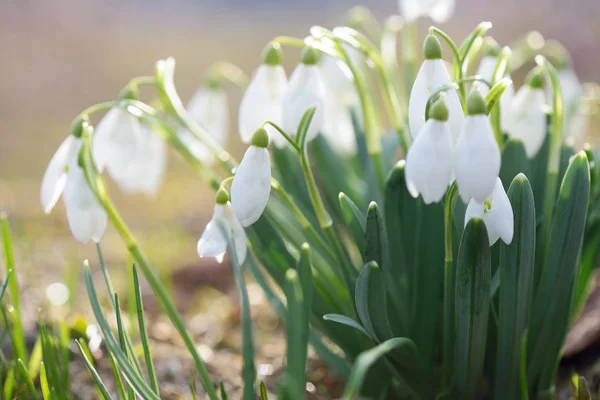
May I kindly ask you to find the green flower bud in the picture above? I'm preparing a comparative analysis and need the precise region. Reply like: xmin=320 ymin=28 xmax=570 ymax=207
xmin=71 ymin=114 xmax=89 ymax=139
xmin=424 ymin=35 xmax=442 ymax=60
xmin=526 ymin=67 xmax=545 ymax=89
xmin=216 ymin=187 xmax=230 ymax=205
xmin=301 ymin=47 xmax=320 ymax=65
xmin=467 ymin=87 xmax=487 ymax=115
xmin=205 ymin=74 xmax=221 ymax=90
xmin=483 ymin=40 xmax=501 ymax=57
xmin=262 ymin=43 xmax=283 ymax=66
xmin=119 ymin=85 xmax=138 ymax=101
xmin=250 ymin=127 xmax=269 ymax=148
xmin=430 ymin=97 xmax=449 ymax=122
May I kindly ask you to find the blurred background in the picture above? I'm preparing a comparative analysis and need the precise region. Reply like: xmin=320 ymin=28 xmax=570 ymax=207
xmin=1 ymin=0 xmax=599 ymax=267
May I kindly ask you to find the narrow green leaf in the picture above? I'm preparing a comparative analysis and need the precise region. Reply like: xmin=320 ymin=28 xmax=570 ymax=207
xmin=296 ymin=244 xmax=313 ymax=361
xmin=76 ymin=340 xmax=113 ymax=400
xmin=297 ymin=107 xmax=317 ymax=150
xmin=528 ymin=152 xmax=591 ymax=393
xmin=455 ymin=218 xmax=491 ymax=399
xmin=108 ymin=351 xmax=128 ymax=400
xmin=260 ymin=381 xmax=268 ymax=400
xmin=114 ymin=294 xmax=136 ymax=400
xmin=225 ymin=228 xmax=256 ymax=400
xmin=338 ymin=192 xmax=366 ymax=249
xmin=494 ymin=174 xmax=536 ymax=400
xmin=17 ymin=358 xmax=40 ymax=400
xmin=133 ymin=265 xmax=160 ymax=395
xmin=520 ymin=331 xmax=530 ymax=400
xmin=530 ymin=130 xmax=550 ymax=220
xmin=499 ymin=138 xmax=530 ymax=190
xmin=342 ymin=338 xmax=418 ymax=399
xmin=219 ymin=381 xmax=228 ymax=400
xmin=284 ymin=268 xmax=308 ymax=398
xmin=0 ymin=270 xmax=10 ymax=301
xmin=323 ymin=314 xmax=372 ymax=340
xmin=40 ymin=362 xmax=52 ymax=400
xmin=355 ymin=262 xmax=393 ymax=342
xmin=83 ymin=262 xmax=161 ymax=400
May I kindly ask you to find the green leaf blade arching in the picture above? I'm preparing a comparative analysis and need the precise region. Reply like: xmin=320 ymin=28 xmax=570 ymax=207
xmin=499 ymin=138 xmax=531 ymax=190
xmin=528 ymin=152 xmax=591 ymax=395
xmin=494 ymin=174 xmax=536 ymax=400
xmin=283 ymin=268 xmax=308 ymax=399
xmin=455 ymin=218 xmax=491 ymax=399
xmin=355 ymin=262 xmax=393 ymax=342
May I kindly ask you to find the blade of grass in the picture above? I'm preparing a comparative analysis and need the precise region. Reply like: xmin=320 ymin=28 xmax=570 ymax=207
xmin=132 ymin=265 xmax=159 ymax=395
xmin=0 ymin=270 xmax=10 ymax=300
xmin=76 ymin=340 xmax=113 ymax=400
xmin=40 ymin=362 xmax=52 ymax=400
xmin=115 ymin=294 xmax=136 ymax=400
xmin=17 ymin=358 xmax=40 ymax=400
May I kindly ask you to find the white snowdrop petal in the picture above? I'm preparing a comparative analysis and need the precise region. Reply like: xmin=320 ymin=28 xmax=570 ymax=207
xmin=499 ymin=80 xmax=515 ymax=131
xmin=409 ymin=60 xmax=463 ymax=141
xmin=485 ymin=179 xmax=514 ymax=244
xmin=41 ymin=135 xmax=79 ymax=214
xmin=429 ymin=0 xmax=455 ymax=22
xmin=238 ymin=65 xmax=288 ymax=146
xmin=138 ymin=127 xmax=167 ymax=196
xmin=231 ymin=146 xmax=272 ymax=227
xmin=476 ymin=57 xmax=498 ymax=96
xmin=507 ymin=87 xmax=547 ymax=157
xmin=400 ymin=0 xmax=425 ymax=22
xmin=405 ymin=119 xmax=454 ymax=204
xmin=63 ymin=166 xmax=107 ymax=243
xmin=93 ymin=108 xmax=142 ymax=174
xmin=223 ymin=204 xmax=248 ymax=264
xmin=197 ymin=205 xmax=228 ymax=258
xmin=559 ymin=68 xmax=583 ymax=111
xmin=455 ymin=115 xmax=501 ymax=203
xmin=282 ymin=64 xmax=326 ymax=141
xmin=187 ymin=87 xmax=229 ymax=146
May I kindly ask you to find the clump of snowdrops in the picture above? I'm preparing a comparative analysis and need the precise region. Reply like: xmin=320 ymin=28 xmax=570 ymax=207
xmin=24 ymin=1 xmax=600 ymax=399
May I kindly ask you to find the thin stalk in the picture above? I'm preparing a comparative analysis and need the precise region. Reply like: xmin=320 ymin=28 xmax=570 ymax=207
xmin=442 ymin=183 xmax=458 ymax=389
xmin=270 ymin=36 xmax=307 ymax=48
xmin=79 ymin=128 xmax=219 ymax=400
xmin=207 ymin=61 xmax=249 ymax=89
xmin=261 ymin=121 xmax=300 ymax=152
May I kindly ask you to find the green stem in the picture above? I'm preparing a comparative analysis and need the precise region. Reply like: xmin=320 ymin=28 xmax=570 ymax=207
xmin=442 ymin=183 xmax=458 ymax=389
xmin=261 ymin=121 xmax=301 ymax=152
xmin=207 ymin=61 xmax=250 ymax=89
xmin=270 ymin=36 xmax=307 ymax=48
xmin=79 ymin=127 xmax=220 ymax=400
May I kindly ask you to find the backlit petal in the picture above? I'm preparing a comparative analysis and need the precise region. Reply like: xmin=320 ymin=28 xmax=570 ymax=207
xmin=187 ymin=87 xmax=229 ymax=146
xmin=41 ymin=135 xmax=79 ymax=214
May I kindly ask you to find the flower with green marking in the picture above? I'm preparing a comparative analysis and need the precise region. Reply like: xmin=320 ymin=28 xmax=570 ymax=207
xmin=405 ymin=97 xmax=454 ymax=204
xmin=231 ymin=128 xmax=272 ymax=227
xmin=282 ymin=47 xmax=326 ymax=142
xmin=465 ymin=177 xmax=513 ymax=246
xmin=197 ymin=188 xmax=247 ymax=264
xmin=187 ymin=77 xmax=229 ymax=146
xmin=41 ymin=120 xmax=107 ymax=243
xmin=319 ymin=54 xmax=359 ymax=156
xmin=455 ymin=87 xmax=501 ymax=203
xmin=409 ymin=35 xmax=464 ymax=142
xmin=506 ymin=68 xmax=547 ymax=158
xmin=400 ymin=0 xmax=455 ymax=23
xmin=238 ymin=44 xmax=288 ymax=148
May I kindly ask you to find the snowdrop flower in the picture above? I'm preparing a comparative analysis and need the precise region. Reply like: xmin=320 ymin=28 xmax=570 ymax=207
xmin=282 ymin=47 xmax=326 ymax=142
xmin=41 ymin=121 xmax=107 ymax=243
xmin=558 ymin=63 xmax=585 ymax=138
xmin=132 ymin=125 xmax=167 ymax=197
xmin=409 ymin=35 xmax=464 ymax=142
xmin=400 ymin=0 xmax=455 ymax=23
xmin=238 ymin=45 xmax=288 ymax=148
xmin=187 ymin=79 xmax=229 ymax=146
xmin=405 ymin=97 xmax=454 ymax=204
xmin=197 ymin=188 xmax=247 ymax=264
xmin=231 ymin=128 xmax=271 ymax=226
xmin=455 ymin=88 xmax=501 ymax=203
xmin=319 ymin=54 xmax=359 ymax=156
xmin=465 ymin=177 xmax=514 ymax=246
xmin=92 ymin=107 xmax=143 ymax=192
xmin=506 ymin=69 xmax=547 ymax=158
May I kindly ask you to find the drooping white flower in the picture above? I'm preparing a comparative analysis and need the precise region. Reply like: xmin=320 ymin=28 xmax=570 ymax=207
xmin=197 ymin=190 xmax=247 ymax=264
xmin=282 ymin=47 xmax=326 ymax=142
xmin=239 ymin=45 xmax=288 ymax=148
xmin=63 ymin=164 xmax=108 ymax=244
xmin=187 ymin=83 xmax=229 ymax=146
xmin=506 ymin=71 xmax=547 ymax=158
xmin=41 ymin=128 xmax=107 ymax=244
xmin=409 ymin=35 xmax=464 ymax=142
xmin=405 ymin=98 xmax=454 ymax=204
xmin=400 ymin=0 xmax=455 ymax=23
xmin=319 ymin=54 xmax=359 ymax=156
xmin=231 ymin=129 xmax=272 ymax=226
xmin=455 ymin=88 xmax=501 ymax=203
xmin=558 ymin=65 xmax=585 ymax=138
xmin=92 ymin=107 xmax=142 ymax=192
xmin=133 ymin=125 xmax=167 ymax=197
xmin=465 ymin=177 xmax=514 ymax=246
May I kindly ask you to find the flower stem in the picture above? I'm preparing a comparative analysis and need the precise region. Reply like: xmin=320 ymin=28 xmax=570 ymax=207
xmin=207 ymin=61 xmax=250 ymax=89
xmin=79 ymin=127 xmax=220 ymax=400
xmin=261 ymin=121 xmax=301 ymax=152
xmin=442 ymin=183 xmax=458 ymax=390
xmin=270 ymin=36 xmax=306 ymax=48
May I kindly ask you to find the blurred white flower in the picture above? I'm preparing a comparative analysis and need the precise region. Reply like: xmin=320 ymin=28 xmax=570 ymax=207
xmin=239 ymin=60 xmax=288 ymax=148
xmin=197 ymin=196 xmax=247 ymax=265
xmin=405 ymin=98 xmax=454 ymax=204
xmin=187 ymin=85 xmax=229 ymax=146
xmin=475 ymin=54 xmax=515 ymax=131
xmin=319 ymin=55 xmax=359 ymax=156
xmin=400 ymin=0 xmax=455 ymax=23
xmin=506 ymin=83 xmax=547 ymax=158
xmin=455 ymin=89 xmax=501 ymax=203
xmin=41 ymin=133 xmax=107 ymax=244
xmin=558 ymin=66 xmax=585 ymax=138
xmin=231 ymin=129 xmax=271 ymax=226
xmin=133 ymin=125 xmax=167 ymax=197
xmin=282 ymin=48 xmax=326 ymax=142
xmin=409 ymin=35 xmax=464 ymax=142
xmin=465 ymin=177 xmax=514 ymax=246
